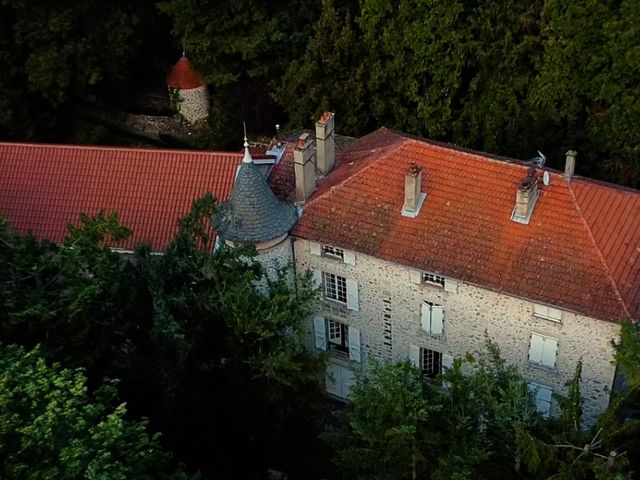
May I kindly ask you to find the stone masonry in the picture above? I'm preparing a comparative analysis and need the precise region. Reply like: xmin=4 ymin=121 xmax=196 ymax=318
xmin=295 ymin=238 xmax=619 ymax=425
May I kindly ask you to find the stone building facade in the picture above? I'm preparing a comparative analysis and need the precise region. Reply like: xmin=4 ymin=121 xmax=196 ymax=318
xmin=295 ymin=238 xmax=619 ymax=424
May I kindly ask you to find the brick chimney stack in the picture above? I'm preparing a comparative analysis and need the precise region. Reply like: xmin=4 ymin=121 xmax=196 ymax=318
xmin=316 ymin=112 xmax=335 ymax=175
xmin=293 ymin=133 xmax=316 ymax=202
xmin=401 ymin=163 xmax=426 ymax=218
xmin=564 ymin=150 xmax=577 ymax=180
xmin=512 ymin=168 xmax=540 ymax=224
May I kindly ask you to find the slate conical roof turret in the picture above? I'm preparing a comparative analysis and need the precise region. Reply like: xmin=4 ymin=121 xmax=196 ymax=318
xmin=214 ymin=137 xmax=297 ymax=243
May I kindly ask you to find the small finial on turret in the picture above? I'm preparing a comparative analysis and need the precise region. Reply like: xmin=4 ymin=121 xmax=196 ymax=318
xmin=242 ymin=122 xmax=252 ymax=164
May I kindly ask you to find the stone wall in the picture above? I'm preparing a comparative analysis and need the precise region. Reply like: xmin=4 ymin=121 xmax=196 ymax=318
xmin=172 ymin=85 xmax=209 ymax=124
xmin=294 ymin=238 xmax=620 ymax=425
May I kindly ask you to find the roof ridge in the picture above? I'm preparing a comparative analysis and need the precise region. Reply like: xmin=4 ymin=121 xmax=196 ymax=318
xmin=303 ymin=138 xmax=411 ymax=209
xmin=0 ymin=142 xmax=242 ymax=157
xmin=567 ymin=180 xmax=632 ymax=319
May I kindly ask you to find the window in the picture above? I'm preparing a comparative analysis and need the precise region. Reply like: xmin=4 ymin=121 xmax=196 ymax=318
xmin=314 ymin=270 xmax=359 ymax=310
xmin=533 ymin=304 xmax=562 ymax=322
xmin=528 ymin=382 xmax=553 ymax=418
xmin=409 ymin=345 xmax=453 ymax=381
xmin=421 ymin=301 xmax=444 ymax=335
xmin=422 ymin=271 xmax=445 ymax=288
xmin=322 ymin=245 xmax=344 ymax=260
xmin=323 ymin=272 xmax=347 ymax=303
xmin=328 ymin=319 xmax=349 ymax=354
xmin=309 ymin=242 xmax=356 ymax=265
xmin=528 ymin=333 xmax=558 ymax=368
xmin=313 ymin=316 xmax=361 ymax=363
xmin=422 ymin=348 xmax=443 ymax=379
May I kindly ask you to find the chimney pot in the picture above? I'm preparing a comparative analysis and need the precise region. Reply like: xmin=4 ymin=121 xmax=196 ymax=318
xmin=565 ymin=150 xmax=577 ymax=179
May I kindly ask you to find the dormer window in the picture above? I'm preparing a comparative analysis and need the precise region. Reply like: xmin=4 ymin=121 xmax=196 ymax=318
xmin=322 ymin=245 xmax=344 ymax=260
xmin=422 ymin=272 xmax=445 ymax=288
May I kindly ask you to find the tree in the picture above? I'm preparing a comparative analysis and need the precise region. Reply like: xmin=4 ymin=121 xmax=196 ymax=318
xmin=0 ymin=0 xmax=143 ymax=139
xmin=0 ymin=343 xmax=189 ymax=479
xmin=278 ymin=0 xmax=372 ymax=135
xmin=328 ymin=361 xmax=443 ymax=480
xmin=0 ymin=212 xmax=146 ymax=375
xmin=127 ymin=193 xmax=326 ymax=478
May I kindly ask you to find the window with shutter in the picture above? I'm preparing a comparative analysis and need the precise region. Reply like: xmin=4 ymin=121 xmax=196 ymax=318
xmin=327 ymin=319 xmax=349 ymax=355
xmin=533 ymin=303 xmax=562 ymax=322
xmin=528 ymin=333 xmax=558 ymax=368
xmin=420 ymin=301 xmax=444 ymax=335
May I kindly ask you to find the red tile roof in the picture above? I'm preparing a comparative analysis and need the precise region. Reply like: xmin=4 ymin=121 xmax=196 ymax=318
xmin=166 ymin=57 xmax=205 ymax=89
xmin=0 ymin=143 xmax=241 ymax=251
xmin=294 ymin=128 xmax=640 ymax=323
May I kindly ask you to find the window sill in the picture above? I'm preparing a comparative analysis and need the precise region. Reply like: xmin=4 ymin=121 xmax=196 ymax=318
xmin=323 ymin=297 xmax=348 ymax=309
xmin=532 ymin=314 xmax=562 ymax=324
xmin=527 ymin=362 xmax=557 ymax=372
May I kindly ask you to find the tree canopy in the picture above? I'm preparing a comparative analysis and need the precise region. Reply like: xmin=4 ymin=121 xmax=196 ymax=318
xmin=0 ymin=343 xmax=189 ymax=479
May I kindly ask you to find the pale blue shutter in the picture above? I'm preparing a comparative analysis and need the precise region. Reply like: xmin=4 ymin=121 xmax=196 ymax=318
xmin=313 ymin=316 xmax=326 ymax=350
xmin=348 ymin=327 xmax=361 ymax=363
xmin=431 ymin=306 xmax=444 ymax=335
xmin=346 ymin=279 xmax=359 ymax=311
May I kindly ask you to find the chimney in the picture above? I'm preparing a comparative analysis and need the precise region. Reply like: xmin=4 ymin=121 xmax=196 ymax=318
xmin=316 ymin=112 xmax=335 ymax=175
xmin=401 ymin=163 xmax=426 ymax=218
xmin=512 ymin=169 xmax=540 ymax=224
xmin=293 ymin=133 xmax=316 ymax=202
xmin=564 ymin=150 xmax=577 ymax=180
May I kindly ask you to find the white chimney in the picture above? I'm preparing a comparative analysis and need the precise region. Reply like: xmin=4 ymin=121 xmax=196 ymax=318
xmin=564 ymin=150 xmax=577 ymax=180
xmin=401 ymin=163 xmax=426 ymax=218
xmin=316 ymin=112 xmax=335 ymax=175
xmin=293 ymin=133 xmax=316 ymax=202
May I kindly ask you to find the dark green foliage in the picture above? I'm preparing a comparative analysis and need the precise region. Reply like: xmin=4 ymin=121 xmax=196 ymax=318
xmin=328 ymin=361 xmax=442 ymax=479
xmin=0 ymin=195 xmax=326 ymax=478
xmin=0 ymin=343 xmax=188 ymax=479
xmin=279 ymin=0 xmax=640 ymax=187
xmin=0 ymin=0 xmax=142 ymax=139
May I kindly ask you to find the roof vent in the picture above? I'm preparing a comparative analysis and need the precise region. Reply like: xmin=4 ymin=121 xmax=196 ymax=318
xmin=511 ymin=167 xmax=540 ymax=225
xmin=401 ymin=163 xmax=426 ymax=218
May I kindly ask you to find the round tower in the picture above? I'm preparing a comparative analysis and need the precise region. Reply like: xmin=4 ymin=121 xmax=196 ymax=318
xmin=166 ymin=56 xmax=209 ymax=124
xmin=213 ymin=137 xmax=297 ymax=281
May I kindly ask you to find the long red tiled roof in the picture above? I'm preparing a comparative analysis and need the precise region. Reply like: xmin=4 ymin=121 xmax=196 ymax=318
xmin=294 ymin=128 xmax=640 ymax=322
xmin=0 ymin=143 xmax=241 ymax=251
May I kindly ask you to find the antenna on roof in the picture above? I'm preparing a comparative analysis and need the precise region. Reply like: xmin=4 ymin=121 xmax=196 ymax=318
xmin=524 ymin=150 xmax=546 ymax=167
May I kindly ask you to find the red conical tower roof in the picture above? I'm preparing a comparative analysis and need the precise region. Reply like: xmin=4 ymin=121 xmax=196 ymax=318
xmin=166 ymin=57 xmax=204 ymax=89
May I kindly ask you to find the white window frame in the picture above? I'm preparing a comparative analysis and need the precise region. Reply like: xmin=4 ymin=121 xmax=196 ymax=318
xmin=528 ymin=333 xmax=558 ymax=368
xmin=533 ymin=304 xmax=562 ymax=323
xmin=422 ymin=271 xmax=446 ymax=288
xmin=528 ymin=381 xmax=553 ymax=419
xmin=317 ymin=318 xmax=361 ymax=363
xmin=323 ymin=272 xmax=348 ymax=304
xmin=322 ymin=245 xmax=344 ymax=260
xmin=409 ymin=345 xmax=448 ymax=380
